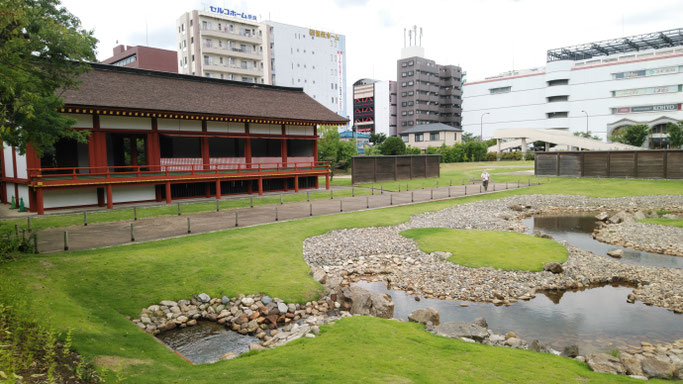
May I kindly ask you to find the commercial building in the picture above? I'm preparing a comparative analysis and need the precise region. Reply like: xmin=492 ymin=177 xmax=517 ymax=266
xmin=176 ymin=7 xmax=269 ymax=83
xmin=352 ymin=79 xmax=397 ymax=136
xmin=0 ymin=64 xmax=346 ymax=214
xmin=101 ymin=45 xmax=178 ymax=73
xmin=462 ymin=28 xmax=683 ymax=148
xmin=399 ymin=123 xmax=462 ymax=151
xmin=339 ymin=130 xmax=370 ymax=154
xmin=396 ymin=27 xmax=463 ymax=136
xmin=265 ymin=21 xmax=347 ymax=119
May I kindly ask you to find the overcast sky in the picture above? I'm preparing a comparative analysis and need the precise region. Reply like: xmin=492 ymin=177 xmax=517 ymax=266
xmin=61 ymin=0 xmax=683 ymax=129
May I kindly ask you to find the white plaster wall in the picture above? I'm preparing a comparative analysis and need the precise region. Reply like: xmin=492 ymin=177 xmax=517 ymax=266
xmin=3 ymin=143 xmax=14 ymax=178
xmin=62 ymin=113 xmax=93 ymax=128
xmin=285 ymin=125 xmax=314 ymax=135
xmin=43 ymin=188 xmax=98 ymax=209
xmin=100 ymin=116 xmax=152 ymax=130
xmin=157 ymin=118 xmax=202 ymax=132
xmin=207 ymin=121 xmax=246 ymax=133
xmin=15 ymin=151 xmax=27 ymax=179
xmin=113 ymin=185 xmax=155 ymax=203
xmin=5 ymin=183 xmax=14 ymax=200
xmin=250 ymin=124 xmax=281 ymax=135
xmin=17 ymin=184 xmax=29 ymax=209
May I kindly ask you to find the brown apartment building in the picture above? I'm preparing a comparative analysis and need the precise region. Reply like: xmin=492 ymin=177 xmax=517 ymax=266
xmin=102 ymin=45 xmax=178 ymax=73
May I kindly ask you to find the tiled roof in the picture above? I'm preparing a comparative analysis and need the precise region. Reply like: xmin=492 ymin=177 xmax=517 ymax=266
xmin=61 ymin=64 xmax=348 ymax=125
xmin=400 ymin=123 xmax=462 ymax=134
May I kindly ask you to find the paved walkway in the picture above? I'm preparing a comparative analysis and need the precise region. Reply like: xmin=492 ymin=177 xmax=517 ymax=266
xmin=30 ymin=182 xmax=533 ymax=254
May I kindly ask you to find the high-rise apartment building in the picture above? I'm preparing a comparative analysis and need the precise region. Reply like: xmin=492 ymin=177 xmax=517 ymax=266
xmin=265 ymin=21 xmax=347 ymax=118
xmin=396 ymin=27 xmax=463 ymax=136
xmin=176 ymin=7 xmax=270 ymax=83
xmin=352 ymin=79 xmax=397 ymax=136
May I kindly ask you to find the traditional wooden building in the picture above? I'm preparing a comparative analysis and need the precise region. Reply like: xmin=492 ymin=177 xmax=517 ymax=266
xmin=1 ymin=64 xmax=347 ymax=214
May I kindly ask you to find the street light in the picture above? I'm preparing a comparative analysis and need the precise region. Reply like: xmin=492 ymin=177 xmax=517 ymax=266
xmin=580 ymin=110 xmax=588 ymax=135
xmin=480 ymin=112 xmax=490 ymax=141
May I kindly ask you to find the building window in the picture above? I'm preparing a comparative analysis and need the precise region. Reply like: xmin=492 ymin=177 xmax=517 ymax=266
xmin=408 ymin=121 xmax=414 ymax=126
xmin=401 ymin=62 xmax=407 ymax=67
xmin=401 ymin=92 xmax=407 ymax=96
xmin=408 ymin=91 xmax=414 ymax=96
xmin=401 ymin=82 xmax=407 ymax=87
xmin=415 ymin=133 xmax=423 ymax=142
xmin=430 ymin=132 xmax=439 ymax=141
xmin=401 ymin=135 xmax=408 ymax=142
xmin=408 ymin=81 xmax=414 ymax=86
xmin=402 ymin=122 xmax=407 ymax=126
xmin=204 ymin=55 xmax=210 ymax=65
xmin=401 ymin=111 xmax=407 ymax=116
xmin=402 ymin=72 xmax=407 ymax=77
xmin=401 ymin=102 xmax=407 ymax=107
xmin=547 ymin=95 xmax=569 ymax=102
xmin=547 ymin=112 xmax=569 ymax=118
xmin=547 ymin=79 xmax=569 ymax=86
xmin=111 ymin=54 xmax=137 ymax=66
xmin=489 ymin=86 xmax=511 ymax=94
xmin=408 ymin=60 xmax=414 ymax=66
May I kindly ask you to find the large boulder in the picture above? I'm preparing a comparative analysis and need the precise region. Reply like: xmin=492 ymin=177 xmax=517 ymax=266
xmin=561 ymin=345 xmax=579 ymax=358
xmin=586 ymin=353 xmax=626 ymax=375
xmin=620 ymin=354 xmax=644 ymax=377
xmin=595 ymin=212 xmax=610 ymax=221
xmin=641 ymin=355 xmax=674 ymax=379
xmin=543 ymin=262 xmax=563 ymax=274
xmin=435 ymin=322 xmax=489 ymax=342
xmin=341 ymin=286 xmax=394 ymax=318
xmin=408 ymin=307 xmax=440 ymax=326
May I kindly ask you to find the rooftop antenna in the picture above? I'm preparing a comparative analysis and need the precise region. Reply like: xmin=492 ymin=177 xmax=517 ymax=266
xmin=413 ymin=25 xmax=417 ymax=46
xmin=145 ymin=17 xmax=149 ymax=46
xmin=408 ymin=29 xmax=412 ymax=46
xmin=403 ymin=27 xmax=406 ymax=47
xmin=419 ymin=27 xmax=423 ymax=47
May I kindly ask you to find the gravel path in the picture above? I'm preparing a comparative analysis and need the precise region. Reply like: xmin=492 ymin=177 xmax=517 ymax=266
xmin=303 ymin=195 xmax=683 ymax=313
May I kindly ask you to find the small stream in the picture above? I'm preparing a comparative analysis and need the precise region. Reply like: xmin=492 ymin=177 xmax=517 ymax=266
xmin=355 ymin=281 xmax=683 ymax=355
xmin=522 ymin=215 xmax=682 ymax=269
xmin=157 ymin=321 xmax=258 ymax=364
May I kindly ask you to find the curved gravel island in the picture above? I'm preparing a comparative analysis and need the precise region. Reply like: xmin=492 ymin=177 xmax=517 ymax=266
xmin=303 ymin=195 xmax=683 ymax=314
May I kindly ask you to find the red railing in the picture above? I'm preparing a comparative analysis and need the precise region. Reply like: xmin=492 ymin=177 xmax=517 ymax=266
xmin=28 ymin=160 xmax=330 ymax=186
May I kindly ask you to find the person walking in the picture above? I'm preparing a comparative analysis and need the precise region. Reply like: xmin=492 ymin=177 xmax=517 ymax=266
xmin=481 ymin=170 xmax=490 ymax=192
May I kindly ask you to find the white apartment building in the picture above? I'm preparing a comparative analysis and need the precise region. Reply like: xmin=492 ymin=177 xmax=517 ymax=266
xmin=265 ymin=21 xmax=347 ymax=119
xmin=176 ymin=7 xmax=270 ymax=83
xmin=462 ymin=28 xmax=683 ymax=148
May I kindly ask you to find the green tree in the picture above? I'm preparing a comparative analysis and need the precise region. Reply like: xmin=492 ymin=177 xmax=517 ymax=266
xmin=621 ymin=124 xmax=650 ymax=147
xmin=0 ymin=0 xmax=97 ymax=155
xmin=405 ymin=146 xmax=421 ymax=154
xmin=318 ymin=125 xmax=341 ymax=162
xmin=336 ymin=140 xmax=357 ymax=170
xmin=380 ymin=136 xmax=406 ymax=155
xmin=573 ymin=131 xmax=601 ymax=141
xmin=666 ymin=122 xmax=683 ymax=149
xmin=369 ymin=132 xmax=386 ymax=146
xmin=462 ymin=132 xmax=477 ymax=143
xmin=463 ymin=141 xmax=488 ymax=162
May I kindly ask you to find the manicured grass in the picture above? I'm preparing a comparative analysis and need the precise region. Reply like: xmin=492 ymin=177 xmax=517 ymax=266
xmin=0 ymin=178 xmax=679 ymax=383
xmin=0 ymin=188 xmax=370 ymax=234
xmin=639 ymin=218 xmax=683 ymax=228
xmin=401 ymin=228 xmax=568 ymax=271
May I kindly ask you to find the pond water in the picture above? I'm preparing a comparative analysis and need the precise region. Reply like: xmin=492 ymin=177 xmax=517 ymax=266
xmin=356 ymin=281 xmax=683 ymax=355
xmin=157 ymin=321 xmax=258 ymax=364
xmin=522 ymin=215 xmax=683 ymax=269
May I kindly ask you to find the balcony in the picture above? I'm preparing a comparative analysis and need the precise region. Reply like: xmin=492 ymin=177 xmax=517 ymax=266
xmin=201 ymin=27 xmax=262 ymax=44
xmin=204 ymin=62 xmax=263 ymax=77
xmin=203 ymin=45 xmax=261 ymax=60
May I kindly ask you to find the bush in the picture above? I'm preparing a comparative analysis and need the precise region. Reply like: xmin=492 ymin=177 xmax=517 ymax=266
xmin=0 ymin=234 xmax=35 ymax=264
xmin=380 ymin=137 xmax=407 ymax=155
xmin=405 ymin=145 xmax=422 ymax=154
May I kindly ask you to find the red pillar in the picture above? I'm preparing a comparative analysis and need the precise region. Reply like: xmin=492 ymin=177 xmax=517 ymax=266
xmin=106 ymin=184 xmax=113 ymax=209
xmin=281 ymin=125 xmax=287 ymax=167
xmin=165 ymin=182 xmax=172 ymax=204
xmin=294 ymin=176 xmax=299 ymax=192
xmin=147 ymin=117 xmax=161 ymax=170
xmin=215 ymin=179 xmax=221 ymax=199
xmin=325 ymin=174 xmax=330 ymax=190
xmin=35 ymin=188 xmax=44 ymax=215
xmin=257 ymin=178 xmax=263 ymax=196
xmin=201 ymin=120 xmax=209 ymax=170
xmin=11 ymin=146 xmax=18 ymax=200
xmin=245 ymin=138 xmax=252 ymax=168
xmin=313 ymin=126 xmax=319 ymax=163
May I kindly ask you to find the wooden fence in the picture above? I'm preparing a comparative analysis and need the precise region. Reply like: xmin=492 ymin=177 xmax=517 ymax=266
xmin=352 ymin=155 xmax=441 ymax=184
xmin=535 ymin=150 xmax=683 ymax=179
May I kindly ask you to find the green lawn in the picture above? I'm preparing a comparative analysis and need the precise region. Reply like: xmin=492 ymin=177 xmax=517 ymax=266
xmin=1 ymin=178 xmax=680 ymax=383
xmin=638 ymin=218 xmax=683 ymax=228
xmin=401 ymin=228 xmax=568 ymax=271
